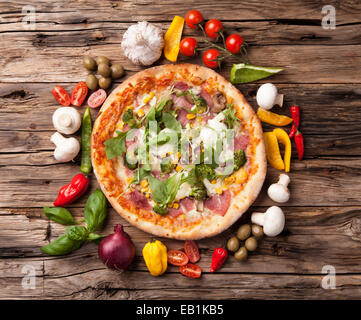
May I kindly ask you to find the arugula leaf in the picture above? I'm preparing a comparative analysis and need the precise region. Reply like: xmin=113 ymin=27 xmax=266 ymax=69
xmin=223 ymin=104 xmax=240 ymax=128
xmin=162 ymin=112 xmax=181 ymax=133
xmin=131 ymin=164 xmax=151 ymax=185
xmin=104 ymin=130 xmax=128 ymax=159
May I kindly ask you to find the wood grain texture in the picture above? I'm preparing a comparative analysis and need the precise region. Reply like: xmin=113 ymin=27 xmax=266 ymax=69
xmin=1 ymin=0 xmax=361 ymax=300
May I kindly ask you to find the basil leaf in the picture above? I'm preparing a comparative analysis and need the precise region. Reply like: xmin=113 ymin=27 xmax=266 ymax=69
xmin=162 ymin=112 xmax=181 ymax=134
xmin=66 ymin=225 xmax=89 ymax=241
xmin=40 ymin=234 xmax=83 ymax=256
xmin=43 ymin=207 xmax=75 ymax=225
xmin=84 ymin=189 xmax=107 ymax=232
xmin=104 ymin=131 xmax=127 ymax=159
xmin=148 ymin=176 xmax=168 ymax=204
xmin=87 ymin=233 xmax=105 ymax=244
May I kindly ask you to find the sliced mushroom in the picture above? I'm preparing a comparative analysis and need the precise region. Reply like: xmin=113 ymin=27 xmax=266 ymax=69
xmin=212 ymin=91 xmax=227 ymax=113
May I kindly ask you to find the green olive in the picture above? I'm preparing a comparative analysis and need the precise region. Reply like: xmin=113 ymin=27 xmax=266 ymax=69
xmin=98 ymin=77 xmax=112 ymax=90
xmin=226 ymin=236 xmax=240 ymax=253
xmin=111 ymin=63 xmax=125 ymax=79
xmin=82 ymin=56 xmax=96 ymax=71
xmin=98 ymin=63 xmax=111 ymax=77
xmin=86 ymin=74 xmax=98 ymax=91
xmin=245 ymin=236 xmax=258 ymax=252
xmin=95 ymin=56 xmax=110 ymax=66
xmin=237 ymin=224 xmax=251 ymax=241
xmin=234 ymin=247 xmax=248 ymax=261
xmin=252 ymin=224 xmax=264 ymax=239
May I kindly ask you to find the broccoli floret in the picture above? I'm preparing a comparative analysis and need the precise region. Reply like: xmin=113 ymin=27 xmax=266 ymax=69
xmin=194 ymin=97 xmax=207 ymax=114
xmin=161 ymin=158 xmax=176 ymax=174
xmin=190 ymin=182 xmax=207 ymax=200
xmin=122 ymin=108 xmax=134 ymax=123
xmin=196 ymin=164 xmax=216 ymax=180
xmin=234 ymin=149 xmax=246 ymax=171
xmin=153 ymin=203 xmax=168 ymax=215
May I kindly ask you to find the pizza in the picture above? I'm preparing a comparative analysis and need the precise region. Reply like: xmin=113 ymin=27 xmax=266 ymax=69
xmin=91 ymin=63 xmax=266 ymax=240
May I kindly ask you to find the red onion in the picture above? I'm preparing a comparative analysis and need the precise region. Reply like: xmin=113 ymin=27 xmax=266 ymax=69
xmin=98 ymin=224 xmax=135 ymax=271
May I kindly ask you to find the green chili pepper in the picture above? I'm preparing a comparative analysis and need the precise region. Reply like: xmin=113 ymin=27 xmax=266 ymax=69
xmin=230 ymin=63 xmax=283 ymax=84
xmin=80 ymin=107 xmax=92 ymax=173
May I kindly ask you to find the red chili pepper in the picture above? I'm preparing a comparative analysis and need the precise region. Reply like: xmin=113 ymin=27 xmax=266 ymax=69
xmin=54 ymin=174 xmax=90 ymax=207
xmin=289 ymin=106 xmax=300 ymax=138
xmin=294 ymin=130 xmax=304 ymax=160
xmin=210 ymin=247 xmax=228 ymax=273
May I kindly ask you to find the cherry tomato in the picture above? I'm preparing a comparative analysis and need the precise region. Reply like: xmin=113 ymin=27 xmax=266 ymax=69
xmin=52 ymin=86 xmax=70 ymax=106
xmin=185 ymin=10 xmax=204 ymax=29
xmin=184 ymin=240 xmax=200 ymax=263
xmin=180 ymin=37 xmax=197 ymax=57
xmin=70 ymin=81 xmax=88 ymax=107
xmin=202 ymin=49 xmax=220 ymax=69
xmin=167 ymin=250 xmax=189 ymax=266
xmin=179 ymin=263 xmax=202 ymax=279
xmin=225 ymin=34 xmax=244 ymax=54
xmin=205 ymin=19 xmax=223 ymax=39
xmin=87 ymin=89 xmax=107 ymax=109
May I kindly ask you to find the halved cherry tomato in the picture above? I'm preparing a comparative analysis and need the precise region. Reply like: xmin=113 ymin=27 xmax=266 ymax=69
xmin=185 ymin=10 xmax=204 ymax=29
xmin=225 ymin=34 xmax=244 ymax=54
xmin=184 ymin=240 xmax=200 ymax=263
xmin=87 ymin=89 xmax=107 ymax=108
xmin=167 ymin=250 xmax=189 ymax=266
xmin=202 ymin=49 xmax=220 ymax=69
xmin=180 ymin=37 xmax=197 ymax=57
xmin=70 ymin=81 xmax=88 ymax=107
xmin=52 ymin=86 xmax=70 ymax=106
xmin=179 ymin=263 xmax=202 ymax=279
xmin=205 ymin=19 xmax=223 ymax=39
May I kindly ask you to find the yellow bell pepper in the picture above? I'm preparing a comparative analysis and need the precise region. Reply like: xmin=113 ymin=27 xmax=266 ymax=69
xmin=264 ymin=132 xmax=285 ymax=170
xmin=142 ymin=239 xmax=168 ymax=276
xmin=273 ymin=128 xmax=292 ymax=172
xmin=257 ymin=108 xmax=293 ymax=126
xmin=164 ymin=16 xmax=185 ymax=62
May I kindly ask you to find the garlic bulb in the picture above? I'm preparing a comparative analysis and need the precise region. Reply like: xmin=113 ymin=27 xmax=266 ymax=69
xmin=52 ymin=107 xmax=81 ymax=134
xmin=121 ymin=21 xmax=164 ymax=66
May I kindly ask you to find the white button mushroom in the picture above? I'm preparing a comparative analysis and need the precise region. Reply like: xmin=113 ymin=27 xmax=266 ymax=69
xmin=256 ymin=83 xmax=284 ymax=110
xmin=267 ymin=174 xmax=291 ymax=203
xmin=121 ymin=21 xmax=164 ymax=66
xmin=52 ymin=107 xmax=81 ymax=135
xmin=251 ymin=206 xmax=285 ymax=237
xmin=50 ymin=132 xmax=80 ymax=162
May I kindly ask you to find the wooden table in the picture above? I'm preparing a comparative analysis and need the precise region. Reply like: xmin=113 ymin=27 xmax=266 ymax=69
xmin=1 ymin=0 xmax=361 ymax=300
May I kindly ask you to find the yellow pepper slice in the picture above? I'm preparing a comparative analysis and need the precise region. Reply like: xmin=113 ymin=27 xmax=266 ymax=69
xmin=264 ymin=132 xmax=285 ymax=170
xmin=257 ymin=108 xmax=293 ymax=126
xmin=142 ymin=239 xmax=168 ymax=276
xmin=273 ymin=128 xmax=292 ymax=172
xmin=164 ymin=16 xmax=185 ymax=62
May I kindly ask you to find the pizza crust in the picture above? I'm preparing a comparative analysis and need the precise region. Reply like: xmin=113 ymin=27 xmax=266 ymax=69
xmin=92 ymin=63 xmax=266 ymax=240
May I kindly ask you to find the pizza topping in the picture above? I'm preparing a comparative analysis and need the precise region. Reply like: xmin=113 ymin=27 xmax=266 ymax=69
xmin=121 ymin=21 xmax=164 ymax=66
xmin=200 ymin=86 xmax=214 ymax=108
xmin=172 ymin=94 xmax=193 ymax=110
xmin=204 ymin=189 xmax=231 ymax=216
xmin=174 ymin=81 xmax=189 ymax=92
xmin=212 ymin=91 xmax=227 ymax=113
xmin=128 ymin=190 xmax=151 ymax=210
xmin=234 ymin=134 xmax=249 ymax=151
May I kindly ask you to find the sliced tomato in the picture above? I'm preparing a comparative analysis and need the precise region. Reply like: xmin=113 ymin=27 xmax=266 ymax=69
xmin=167 ymin=250 xmax=189 ymax=266
xmin=179 ymin=263 xmax=202 ymax=279
xmin=71 ymin=81 xmax=88 ymax=107
xmin=184 ymin=240 xmax=200 ymax=263
xmin=52 ymin=86 xmax=70 ymax=106
xmin=88 ymin=89 xmax=107 ymax=108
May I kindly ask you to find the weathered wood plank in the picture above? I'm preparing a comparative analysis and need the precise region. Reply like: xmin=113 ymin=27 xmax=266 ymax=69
xmin=2 ymin=206 xmax=361 ymax=274
xmin=0 ymin=0 xmax=360 ymax=25
xmin=1 ymin=83 xmax=361 ymax=135
xmin=0 ymin=158 xmax=359 ymax=208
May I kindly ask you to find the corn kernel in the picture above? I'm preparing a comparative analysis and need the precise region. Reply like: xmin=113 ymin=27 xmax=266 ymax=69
xmin=141 ymin=180 xmax=149 ymax=188
xmin=215 ymin=188 xmax=223 ymax=195
xmin=145 ymin=193 xmax=150 ymax=198
xmin=143 ymin=91 xmax=155 ymax=104
xmin=116 ymin=121 xmax=124 ymax=130
xmin=236 ymin=168 xmax=248 ymax=184
xmin=168 ymin=150 xmax=174 ymax=155
xmin=211 ymin=179 xmax=217 ymax=184
xmin=168 ymin=203 xmax=173 ymax=208
xmin=186 ymin=113 xmax=196 ymax=120
xmin=173 ymin=203 xmax=179 ymax=209
xmin=196 ymin=116 xmax=202 ymax=123
xmin=224 ymin=175 xmax=235 ymax=185
xmin=180 ymin=214 xmax=185 ymax=220
xmin=126 ymin=177 xmax=133 ymax=184
xmin=141 ymin=187 xmax=149 ymax=193
xmin=177 ymin=152 xmax=181 ymax=159
xmin=176 ymin=165 xmax=182 ymax=172
xmin=137 ymin=109 xmax=144 ymax=117
xmin=126 ymin=105 xmax=133 ymax=110
xmin=223 ymin=185 xmax=229 ymax=190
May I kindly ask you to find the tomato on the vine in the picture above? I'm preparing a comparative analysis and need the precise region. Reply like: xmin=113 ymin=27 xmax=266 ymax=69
xmin=205 ymin=19 xmax=223 ymax=39
xmin=180 ymin=37 xmax=197 ymax=57
xmin=202 ymin=49 xmax=220 ymax=69
xmin=225 ymin=34 xmax=244 ymax=54
xmin=185 ymin=10 xmax=204 ymax=29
